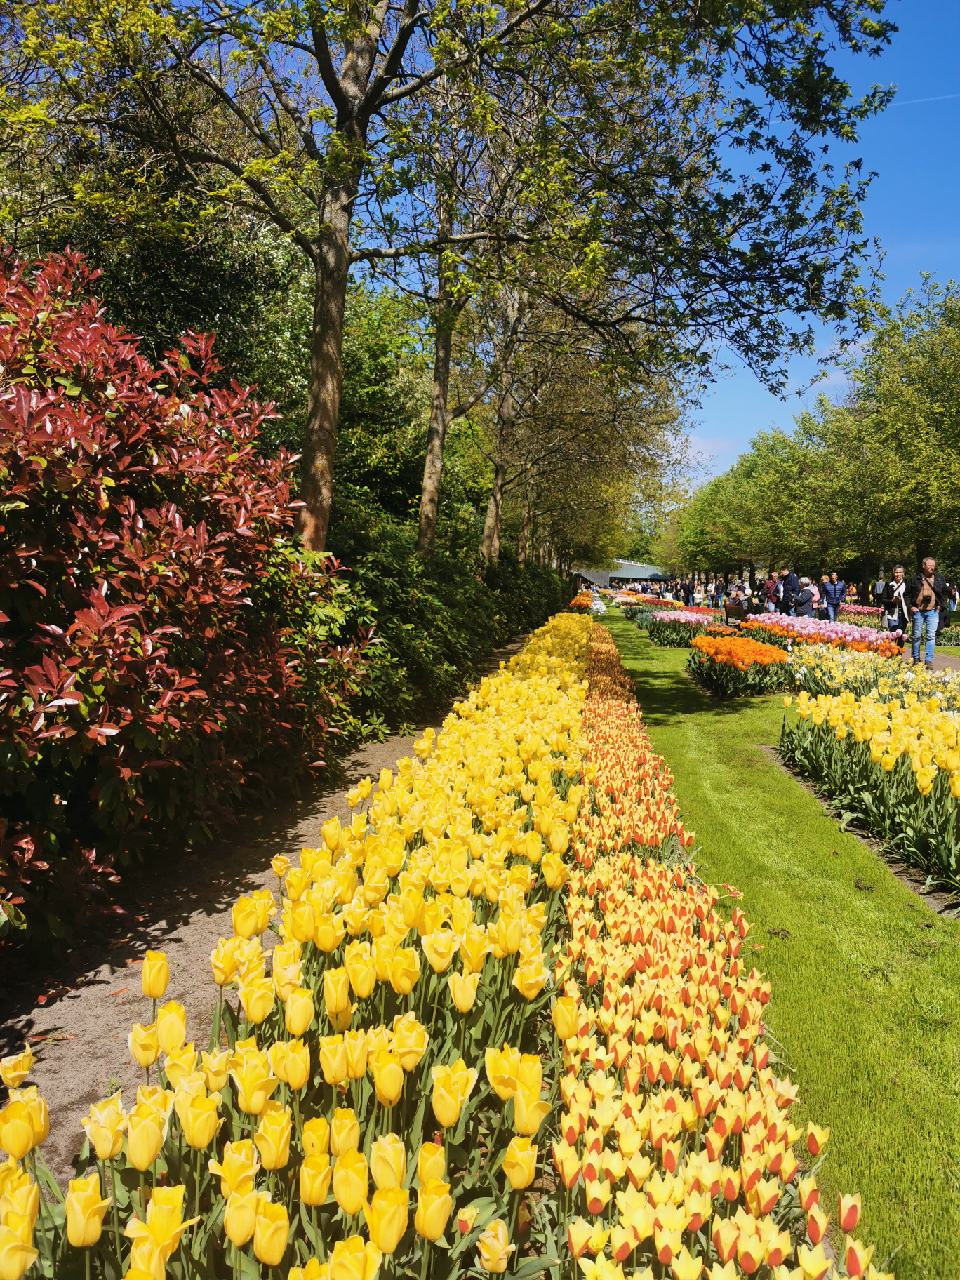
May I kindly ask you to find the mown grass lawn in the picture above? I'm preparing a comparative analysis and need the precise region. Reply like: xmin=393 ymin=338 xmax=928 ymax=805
xmin=602 ymin=614 xmax=960 ymax=1280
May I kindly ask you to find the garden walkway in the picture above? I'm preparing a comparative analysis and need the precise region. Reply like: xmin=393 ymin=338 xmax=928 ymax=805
xmin=4 ymin=729 xmax=428 ymax=1182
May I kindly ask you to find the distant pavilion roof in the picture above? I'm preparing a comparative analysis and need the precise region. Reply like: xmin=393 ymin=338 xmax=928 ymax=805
xmin=573 ymin=559 xmax=665 ymax=586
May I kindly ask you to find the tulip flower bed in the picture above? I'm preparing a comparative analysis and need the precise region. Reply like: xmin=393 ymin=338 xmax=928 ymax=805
xmin=837 ymin=607 xmax=882 ymax=631
xmin=742 ymin=615 xmax=901 ymax=658
xmin=788 ymin=646 xmax=960 ymax=710
xmin=687 ymin=634 xmax=789 ymax=699
xmin=1 ymin=614 xmax=590 ymax=1280
xmin=569 ymin=592 xmax=595 ymax=612
xmin=1 ymin=617 xmax=890 ymax=1280
xmin=552 ymin=626 xmax=886 ymax=1280
xmin=647 ymin=612 xmax=713 ymax=647
xmin=781 ymin=690 xmax=960 ymax=891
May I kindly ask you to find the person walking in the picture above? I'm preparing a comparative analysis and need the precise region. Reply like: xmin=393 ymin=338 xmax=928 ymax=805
xmin=907 ymin=556 xmax=948 ymax=668
xmin=823 ymin=571 xmax=846 ymax=622
xmin=779 ymin=566 xmax=800 ymax=616
xmin=794 ymin=577 xmax=816 ymax=617
xmin=763 ymin=571 xmax=778 ymax=612
xmin=818 ymin=574 xmax=830 ymax=619
xmin=881 ymin=565 xmax=909 ymax=640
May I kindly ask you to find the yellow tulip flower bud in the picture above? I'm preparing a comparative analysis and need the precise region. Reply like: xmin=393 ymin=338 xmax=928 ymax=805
xmin=459 ymin=924 xmax=489 ymax=975
xmin=477 ymin=1218 xmax=514 ymax=1273
xmin=330 ymin=1108 xmax=360 ymax=1156
xmin=448 ymin=970 xmax=480 ymax=1014
xmin=252 ymin=1195 xmax=289 ymax=1268
xmin=209 ymin=1139 xmax=258 ymax=1198
xmin=302 ymin=1116 xmax=330 ymax=1157
xmin=81 ymin=1093 xmax=126 ymax=1162
xmin=285 ymin=986 xmax=315 ymax=1037
xmin=314 ymin=913 xmax=345 ymax=954
xmin=175 ymin=1091 xmax=221 ymax=1150
xmin=128 ymin=1022 xmax=159 ymax=1070
xmin=232 ymin=895 xmax=261 ymax=939
xmin=163 ymin=1043 xmax=198 ymax=1090
xmin=502 ymin=1136 xmax=537 ymax=1190
xmin=513 ymin=1086 xmax=551 ymax=1137
xmin=318 ymin=1035 xmax=348 ymax=1087
xmin=391 ymin=1013 xmax=428 ymax=1071
xmin=271 ymin=854 xmax=290 ymax=879
xmin=421 ymin=929 xmax=459 ymax=974
xmin=329 ymin=1235 xmax=382 ymax=1280
xmin=371 ymin=1050 xmax=404 ymax=1107
xmin=200 ymin=1049 xmax=230 ymax=1093
xmin=344 ymin=940 xmax=377 ymax=1000
xmin=156 ymin=1001 xmax=187 ymax=1055
xmin=65 ymin=1173 xmax=111 ymax=1248
xmin=140 ymin=950 xmax=170 ymax=1000
xmin=388 ymin=947 xmax=421 ymax=996
xmin=333 ymin=1150 xmax=368 ymax=1216
xmin=239 ymin=976 xmax=275 ymax=1026
xmin=513 ymin=957 xmax=547 ymax=1000
xmin=484 ymin=1046 xmax=520 ymax=1101
xmin=370 ymin=1133 xmax=406 ymax=1190
xmin=299 ymin=1152 xmax=332 ymax=1206
xmin=0 ymin=1047 xmax=34 ymax=1090
xmin=364 ymin=1187 xmax=409 ymax=1254
xmin=0 ymin=1227 xmax=37 ymax=1280
xmin=254 ymin=1103 xmax=292 ymax=1171
xmin=414 ymin=1178 xmax=452 ymax=1242
xmin=0 ymin=1100 xmax=35 ymax=1161
xmin=125 ymin=1104 xmax=166 ymax=1171
xmin=224 ymin=1189 xmax=258 ymax=1247
xmin=229 ymin=1062 xmax=277 ymax=1116
xmin=343 ymin=1030 xmax=368 ymax=1080
xmin=552 ymin=996 xmax=578 ymax=1041
xmin=416 ymin=1141 xmax=445 ymax=1185
xmin=210 ymin=937 xmax=239 ymax=987
xmin=323 ymin=967 xmax=351 ymax=1018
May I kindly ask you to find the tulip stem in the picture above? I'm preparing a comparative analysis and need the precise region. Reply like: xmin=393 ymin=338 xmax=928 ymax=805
xmin=107 ymin=1160 xmax=122 ymax=1268
xmin=85 ymin=1251 xmax=91 ymax=1280
xmin=419 ymin=1241 xmax=431 ymax=1280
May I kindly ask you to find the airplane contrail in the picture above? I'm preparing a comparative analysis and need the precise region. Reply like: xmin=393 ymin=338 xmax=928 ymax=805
xmin=891 ymin=92 xmax=960 ymax=107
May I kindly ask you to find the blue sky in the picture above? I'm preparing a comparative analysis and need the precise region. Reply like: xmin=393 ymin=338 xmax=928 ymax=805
xmin=691 ymin=0 xmax=960 ymax=479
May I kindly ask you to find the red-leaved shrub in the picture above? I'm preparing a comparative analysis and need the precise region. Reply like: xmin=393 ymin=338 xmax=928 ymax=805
xmin=0 ymin=251 xmax=367 ymax=934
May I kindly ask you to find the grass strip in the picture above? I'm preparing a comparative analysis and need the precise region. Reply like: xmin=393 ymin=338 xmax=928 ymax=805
xmin=602 ymin=613 xmax=960 ymax=1280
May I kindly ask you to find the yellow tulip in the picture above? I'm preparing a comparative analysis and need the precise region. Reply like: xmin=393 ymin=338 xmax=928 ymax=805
xmin=271 ymin=853 xmax=290 ymax=879
xmin=448 ymin=970 xmax=480 ymax=1013
xmin=156 ymin=1001 xmax=187 ymax=1054
xmin=329 ymin=1235 xmax=382 ymax=1280
xmin=552 ymin=995 xmax=578 ymax=1041
xmin=268 ymin=1039 xmax=310 ymax=1092
xmin=477 ymin=1218 xmax=514 ymax=1273
xmin=391 ymin=1013 xmax=428 ymax=1071
xmin=125 ymin=1104 xmax=166 ymax=1171
xmin=370 ymin=1133 xmax=406 ymax=1189
xmin=200 ymin=1049 xmax=230 ymax=1093
xmin=65 ymin=1173 xmax=110 ymax=1248
xmin=422 ymin=929 xmax=459 ymax=973
xmin=302 ymin=1116 xmax=330 ymax=1156
xmin=0 ymin=1049 xmax=33 ymax=1091
xmin=332 ymin=1150 xmax=368 ymax=1216
xmin=414 ymin=1178 xmax=452 ymax=1242
xmin=239 ymin=976 xmax=275 ymax=1025
xmin=128 ymin=1022 xmax=160 ymax=1070
xmin=209 ymin=1139 xmax=259 ymax=1198
xmin=285 ymin=986 xmax=315 ymax=1036
xmin=313 ymin=912 xmax=345 ymax=954
xmin=254 ymin=1102 xmax=292 ymax=1170
xmin=485 ymin=1045 xmax=520 ymax=1100
xmin=503 ymin=1136 xmax=537 ymax=1189
xmin=344 ymin=940 xmax=377 ymax=1000
xmin=416 ymin=1141 xmax=446 ymax=1185
xmin=140 ymin=950 xmax=170 ymax=1000
xmin=252 ymin=1195 xmax=289 ymax=1268
xmin=0 ymin=1102 xmax=34 ymax=1162
xmin=364 ymin=1187 xmax=409 ymax=1253
xmin=81 ymin=1093 xmax=126 ymax=1161
xmin=323 ymin=967 xmax=351 ymax=1018
xmin=343 ymin=1030 xmax=368 ymax=1079
xmin=513 ymin=957 xmax=547 ymax=1000
xmin=230 ymin=1061 xmax=278 ymax=1116
xmin=175 ymin=1090 xmax=221 ymax=1149
xmin=210 ymin=936 xmax=240 ymax=986
xmin=388 ymin=947 xmax=421 ymax=995
xmin=0 ymin=1226 xmax=37 ymax=1280
xmin=431 ymin=1059 xmax=477 ymax=1129
xmin=371 ymin=1050 xmax=404 ymax=1107
xmin=318 ymin=1035 xmax=349 ymax=1087
xmin=459 ymin=924 xmax=489 ymax=974
xmin=299 ymin=1152 xmax=332 ymax=1206
xmin=330 ymin=1108 xmax=360 ymax=1156
xmin=0 ymin=1166 xmax=38 ymax=1229
xmin=163 ymin=1042 xmax=198 ymax=1089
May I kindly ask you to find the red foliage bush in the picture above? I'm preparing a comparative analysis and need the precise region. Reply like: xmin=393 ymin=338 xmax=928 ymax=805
xmin=0 ymin=251 xmax=367 ymax=933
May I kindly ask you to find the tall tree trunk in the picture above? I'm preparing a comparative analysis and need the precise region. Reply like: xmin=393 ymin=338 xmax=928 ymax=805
xmin=518 ymin=495 xmax=532 ymax=566
xmin=417 ymin=311 xmax=454 ymax=555
xmin=300 ymin=185 xmax=354 ymax=552
xmin=481 ymin=462 xmax=507 ymax=567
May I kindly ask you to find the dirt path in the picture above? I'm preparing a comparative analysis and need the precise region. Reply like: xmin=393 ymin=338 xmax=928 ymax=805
xmin=5 ymin=729 xmax=432 ymax=1183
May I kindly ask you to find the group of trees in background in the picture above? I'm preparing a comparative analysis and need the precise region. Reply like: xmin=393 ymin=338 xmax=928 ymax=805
xmin=657 ymin=283 xmax=960 ymax=581
xmin=1 ymin=0 xmax=895 ymax=567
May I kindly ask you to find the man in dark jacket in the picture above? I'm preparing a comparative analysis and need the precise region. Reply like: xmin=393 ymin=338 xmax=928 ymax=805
xmin=778 ymin=566 xmax=800 ymax=615
xmin=907 ymin=556 xmax=948 ymax=667
xmin=822 ymin=572 xmax=846 ymax=622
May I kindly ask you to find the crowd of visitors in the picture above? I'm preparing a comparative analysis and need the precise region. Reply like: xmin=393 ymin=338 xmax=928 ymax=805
xmin=615 ymin=559 xmax=960 ymax=668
